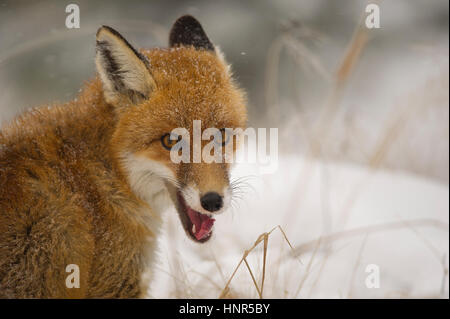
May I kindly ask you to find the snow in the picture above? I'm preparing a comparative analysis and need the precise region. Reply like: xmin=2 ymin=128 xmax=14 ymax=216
xmin=150 ymin=154 xmax=449 ymax=298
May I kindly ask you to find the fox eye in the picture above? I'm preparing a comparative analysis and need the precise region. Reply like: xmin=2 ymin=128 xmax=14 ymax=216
xmin=161 ymin=133 xmax=181 ymax=150
xmin=214 ymin=128 xmax=231 ymax=147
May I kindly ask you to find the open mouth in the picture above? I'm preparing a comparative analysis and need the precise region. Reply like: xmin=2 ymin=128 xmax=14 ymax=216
xmin=176 ymin=191 xmax=215 ymax=243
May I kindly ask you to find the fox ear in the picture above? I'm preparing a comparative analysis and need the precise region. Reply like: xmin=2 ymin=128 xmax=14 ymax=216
xmin=96 ymin=26 xmax=156 ymax=107
xmin=169 ymin=15 xmax=214 ymax=51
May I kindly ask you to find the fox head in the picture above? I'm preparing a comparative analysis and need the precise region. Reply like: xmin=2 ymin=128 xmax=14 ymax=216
xmin=95 ymin=16 xmax=247 ymax=243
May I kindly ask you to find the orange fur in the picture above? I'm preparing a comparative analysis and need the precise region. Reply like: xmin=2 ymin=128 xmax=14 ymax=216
xmin=0 ymin=20 xmax=246 ymax=298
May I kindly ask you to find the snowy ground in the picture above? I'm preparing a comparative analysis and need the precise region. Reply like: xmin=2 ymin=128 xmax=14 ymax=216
xmin=150 ymin=154 xmax=449 ymax=299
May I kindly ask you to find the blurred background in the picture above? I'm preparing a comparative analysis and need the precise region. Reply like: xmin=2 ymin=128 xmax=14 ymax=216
xmin=0 ymin=0 xmax=448 ymax=298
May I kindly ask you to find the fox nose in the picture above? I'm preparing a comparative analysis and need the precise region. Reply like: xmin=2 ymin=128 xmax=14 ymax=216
xmin=200 ymin=192 xmax=223 ymax=212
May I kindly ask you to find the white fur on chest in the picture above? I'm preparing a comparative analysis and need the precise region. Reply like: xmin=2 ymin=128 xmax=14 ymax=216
xmin=120 ymin=152 xmax=176 ymax=297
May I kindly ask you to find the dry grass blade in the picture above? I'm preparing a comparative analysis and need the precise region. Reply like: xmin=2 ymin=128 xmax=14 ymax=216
xmin=347 ymin=233 xmax=369 ymax=298
xmin=264 ymin=23 xmax=329 ymax=126
xmin=243 ymin=257 xmax=262 ymax=298
xmin=292 ymin=218 xmax=448 ymax=257
xmin=335 ymin=26 xmax=368 ymax=90
xmin=307 ymin=248 xmax=331 ymax=298
xmin=312 ymin=13 xmax=369 ymax=157
xmin=275 ymin=225 xmax=295 ymax=252
xmin=283 ymin=34 xmax=331 ymax=81
xmin=260 ymin=233 xmax=269 ymax=298
xmin=294 ymin=236 xmax=322 ymax=298
xmin=219 ymin=225 xmax=297 ymax=298
xmin=218 ymin=256 xmax=245 ymax=299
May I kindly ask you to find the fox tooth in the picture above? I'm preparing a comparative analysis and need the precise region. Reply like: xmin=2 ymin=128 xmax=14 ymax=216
xmin=192 ymin=224 xmax=196 ymax=234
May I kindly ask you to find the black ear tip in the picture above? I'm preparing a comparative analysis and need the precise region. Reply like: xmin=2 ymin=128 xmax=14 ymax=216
xmin=174 ymin=15 xmax=201 ymax=26
xmin=169 ymin=15 xmax=214 ymax=51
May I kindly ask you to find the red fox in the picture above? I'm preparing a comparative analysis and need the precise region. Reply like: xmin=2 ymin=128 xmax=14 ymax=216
xmin=0 ymin=15 xmax=247 ymax=298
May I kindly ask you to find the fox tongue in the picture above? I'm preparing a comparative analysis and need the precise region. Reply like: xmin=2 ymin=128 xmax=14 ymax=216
xmin=196 ymin=216 xmax=215 ymax=240
xmin=186 ymin=207 xmax=215 ymax=240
